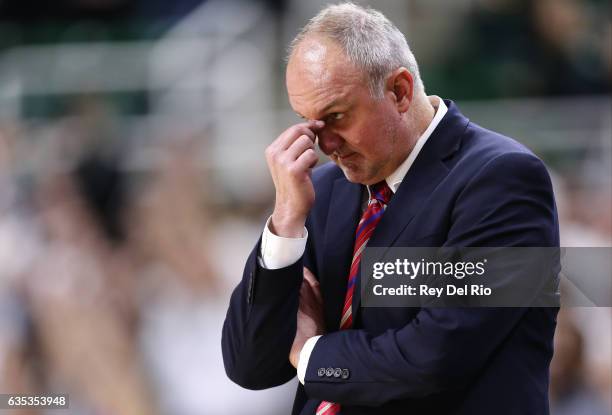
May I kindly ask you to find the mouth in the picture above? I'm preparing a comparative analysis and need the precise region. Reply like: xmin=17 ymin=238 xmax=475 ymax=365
xmin=337 ymin=152 xmax=357 ymax=161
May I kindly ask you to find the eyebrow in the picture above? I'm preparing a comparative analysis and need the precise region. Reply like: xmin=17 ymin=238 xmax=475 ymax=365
xmin=295 ymin=98 xmax=344 ymax=120
xmin=319 ymin=99 xmax=341 ymax=116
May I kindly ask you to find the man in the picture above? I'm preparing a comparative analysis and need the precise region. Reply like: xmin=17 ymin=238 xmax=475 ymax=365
xmin=222 ymin=3 xmax=559 ymax=414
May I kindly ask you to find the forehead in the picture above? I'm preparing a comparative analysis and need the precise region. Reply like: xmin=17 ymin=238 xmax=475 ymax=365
xmin=286 ymin=36 xmax=367 ymax=118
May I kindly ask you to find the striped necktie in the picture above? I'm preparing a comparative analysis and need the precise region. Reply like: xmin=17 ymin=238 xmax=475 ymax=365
xmin=316 ymin=180 xmax=393 ymax=415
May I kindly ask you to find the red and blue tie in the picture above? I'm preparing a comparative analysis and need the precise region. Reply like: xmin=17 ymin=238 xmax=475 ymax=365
xmin=316 ymin=180 xmax=393 ymax=415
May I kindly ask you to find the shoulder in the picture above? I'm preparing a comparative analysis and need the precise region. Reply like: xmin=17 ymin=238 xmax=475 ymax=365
xmin=436 ymin=101 xmax=548 ymax=178
xmin=446 ymin=124 xmax=559 ymax=246
xmin=456 ymin=122 xmax=550 ymax=181
xmin=463 ymin=122 xmax=537 ymax=161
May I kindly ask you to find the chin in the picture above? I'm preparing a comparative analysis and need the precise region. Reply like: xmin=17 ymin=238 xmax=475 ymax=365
xmin=338 ymin=163 xmax=372 ymax=185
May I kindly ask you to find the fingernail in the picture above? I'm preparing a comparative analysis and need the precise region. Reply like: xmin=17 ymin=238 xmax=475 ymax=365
xmin=315 ymin=120 xmax=325 ymax=127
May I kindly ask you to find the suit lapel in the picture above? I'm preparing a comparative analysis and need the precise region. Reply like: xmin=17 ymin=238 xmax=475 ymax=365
xmin=352 ymin=100 xmax=468 ymax=315
xmin=321 ymin=177 xmax=362 ymax=331
xmin=351 ymin=154 xmax=451 ymax=315
xmin=371 ymin=152 xmax=449 ymax=248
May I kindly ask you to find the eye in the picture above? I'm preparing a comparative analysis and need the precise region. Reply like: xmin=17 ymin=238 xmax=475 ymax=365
xmin=327 ymin=112 xmax=344 ymax=122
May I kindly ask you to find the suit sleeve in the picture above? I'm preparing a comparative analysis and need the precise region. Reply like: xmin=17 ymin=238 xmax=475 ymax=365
xmin=303 ymin=152 xmax=559 ymax=405
xmin=222 ymin=225 xmax=319 ymax=389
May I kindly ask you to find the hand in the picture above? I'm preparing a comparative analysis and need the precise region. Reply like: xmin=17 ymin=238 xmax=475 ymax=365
xmin=290 ymin=267 xmax=326 ymax=368
xmin=265 ymin=120 xmax=324 ymax=238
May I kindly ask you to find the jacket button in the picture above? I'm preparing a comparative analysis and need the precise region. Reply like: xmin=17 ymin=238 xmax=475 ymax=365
xmin=333 ymin=368 xmax=342 ymax=378
xmin=341 ymin=369 xmax=350 ymax=379
xmin=325 ymin=367 xmax=334 ymax=377
xmin=317 ymin=368 xmax=325 ymax=377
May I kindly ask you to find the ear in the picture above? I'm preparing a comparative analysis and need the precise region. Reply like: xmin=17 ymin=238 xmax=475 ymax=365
xmin=385 ymin=68 xmax=414 ymax=113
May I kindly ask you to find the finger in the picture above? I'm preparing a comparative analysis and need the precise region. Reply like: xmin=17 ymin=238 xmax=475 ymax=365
xmin=299 ymin=279 xmax=308 ymax=297
xmin=275 ymin=121 xmax=324 ymax=150
xmin=303 ymin=267 xmax=318 ymax=286
xmin=298 ymin=283 xmax=315 ymax=313
xmin=300 ymin=287 xmax=320 ymax=316
xmin=278 ymin=124 xmax=315 ymax=149
xmin=284 ymin=134 xmax=315 ymax=161
xmin=311 ymin=282 xmax=324 ymax=306
xmin=309 ymin=119 xmax=325 ymax=132
xmin=298 ymin=282 xmax=308 ymax=308
xmin=269 ymin=125 xmax=312 ymax=156
xmin=303 ymin=267 xmax=323 ymax=305
xmin=294 ymin=148 xmax=319 ymax=172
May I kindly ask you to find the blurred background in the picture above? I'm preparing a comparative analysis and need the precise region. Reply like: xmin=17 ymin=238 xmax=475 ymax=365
xmin=0 ymin=0 xmax=610 ymax=414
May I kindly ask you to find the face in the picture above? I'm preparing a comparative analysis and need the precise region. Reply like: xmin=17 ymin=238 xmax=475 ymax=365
xmin=286 ymin=36 xmax=413 ymax=185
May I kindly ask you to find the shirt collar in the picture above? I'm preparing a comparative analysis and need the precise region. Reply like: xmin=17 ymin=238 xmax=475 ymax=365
xmin=367 ymin=96 xmax=447 ymax=198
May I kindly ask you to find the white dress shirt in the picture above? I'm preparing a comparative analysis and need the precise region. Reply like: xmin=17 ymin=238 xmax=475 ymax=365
xmin=259 ymin=96 xmax=448 ymax=384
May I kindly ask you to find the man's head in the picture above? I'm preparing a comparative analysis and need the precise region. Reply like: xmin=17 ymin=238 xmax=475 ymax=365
xmin=286 ymin=2 xmax=430 ymax=185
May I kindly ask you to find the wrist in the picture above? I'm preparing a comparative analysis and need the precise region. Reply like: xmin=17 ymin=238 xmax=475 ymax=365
xmin=270 ymin=210 xmax=306 ymax=238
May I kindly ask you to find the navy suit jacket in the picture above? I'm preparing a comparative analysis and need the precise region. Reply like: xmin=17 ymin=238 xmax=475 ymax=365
xmin=222 ymin=100 xmax=560 ymax=414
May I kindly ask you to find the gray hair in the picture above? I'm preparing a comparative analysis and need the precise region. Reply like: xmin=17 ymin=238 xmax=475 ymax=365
xmin=288 ymin=2 xmax=424 ymax=98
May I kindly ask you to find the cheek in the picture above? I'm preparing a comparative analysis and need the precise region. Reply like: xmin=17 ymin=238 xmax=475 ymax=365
xmin=342 ymin=105 xmax=397 ymax=156
xmin=344 ymin=122 xmax=375 ymax=148
xmin=350 ymin=123 xmax=392 ymax=158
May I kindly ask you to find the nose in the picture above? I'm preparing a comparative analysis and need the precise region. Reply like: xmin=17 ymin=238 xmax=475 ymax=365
xmin=317 ymin=128 xmax=343 ymax=155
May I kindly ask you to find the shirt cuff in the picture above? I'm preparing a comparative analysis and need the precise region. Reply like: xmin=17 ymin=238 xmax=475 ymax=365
xmin=297 ymin=335 xmax=322 ymax=385
xmin=259 ymin=216 xmax=308 ymax=270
